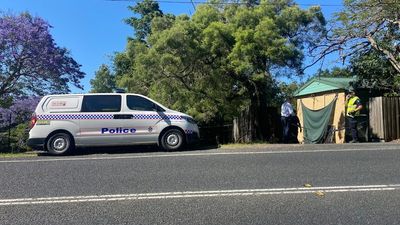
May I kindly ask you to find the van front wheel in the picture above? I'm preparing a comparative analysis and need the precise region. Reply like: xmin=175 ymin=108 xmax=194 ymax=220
xmin=46 ymin=133 xmax=74 ymax=155
xmin=161 ymin=129 xmax=184 ymax=151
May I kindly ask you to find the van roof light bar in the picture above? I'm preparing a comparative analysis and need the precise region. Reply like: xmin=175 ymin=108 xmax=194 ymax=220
xmin=113 ymin=88 xmax=126 ymax=93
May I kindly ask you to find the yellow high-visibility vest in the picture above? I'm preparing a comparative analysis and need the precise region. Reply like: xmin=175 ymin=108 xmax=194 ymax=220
xmin=346 ymin=96 xmax=360 ymax=117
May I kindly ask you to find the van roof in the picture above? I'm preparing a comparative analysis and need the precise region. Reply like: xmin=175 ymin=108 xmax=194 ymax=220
xmin=42 ymin=93 xmax=169 ymax=110
xmin=43 ymin=93 xmax=143 ymax=97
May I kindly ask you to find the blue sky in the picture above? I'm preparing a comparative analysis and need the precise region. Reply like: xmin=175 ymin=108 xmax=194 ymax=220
xmin=1 ymin=0 xmax=343 ymax=93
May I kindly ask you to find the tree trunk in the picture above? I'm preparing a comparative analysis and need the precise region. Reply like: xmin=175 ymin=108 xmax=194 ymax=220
xmin=367 ymin=35 xmax=400 ymax=74
xmin=233 ymin=97 xmax=268 ymax=143
xmin=233 ymin=106 xmax=253 ymax=143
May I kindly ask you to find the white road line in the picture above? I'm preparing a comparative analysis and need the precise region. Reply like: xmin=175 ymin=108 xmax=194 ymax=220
xmin=1 ymin=184 xmax=400 ymax=206
xmin=0 ymin=147 xmax=400 ymax=163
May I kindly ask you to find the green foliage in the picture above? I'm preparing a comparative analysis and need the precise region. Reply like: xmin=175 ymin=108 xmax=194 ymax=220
xmin=125 ymin=0 xmax=163 ymax=41
xmin=275 ymin=81 xmax=301 ymax=107
xmin=316 ymin=67 xmax=352 ymax=78
xmin=90 ymin=64 xmax=115 ymax=93
xmin=0 ymin=96 xmax=13 ymax=108
xmin=10 ymin=123 xmax=29 ymax=152
xmin=350 ymin=50 xmax=400 ymax=93
xmin=0 ymin=123 xmax=29 ymax=153
xmin=322 ymin=0 xmax=400 ymax=74
xmin=113 ymin=0 xmax=325 ymax=125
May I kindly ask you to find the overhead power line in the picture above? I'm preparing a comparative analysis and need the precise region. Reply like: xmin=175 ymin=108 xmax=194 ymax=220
xmin=106 ymin=0 xmax=344 ymax=7
xmin=107 ymin=0 xmax=400 ymax=8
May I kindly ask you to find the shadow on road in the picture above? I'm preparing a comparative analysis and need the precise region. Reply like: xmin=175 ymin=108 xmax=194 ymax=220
xmin=37 ymin=142 xmax=219 ymax=157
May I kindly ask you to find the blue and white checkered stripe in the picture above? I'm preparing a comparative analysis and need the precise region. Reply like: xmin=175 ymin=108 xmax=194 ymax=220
xmin=37 ymin=114 xmax=113 ymax=120
xmin=37 ymin=114 xmax=182 ymax=120
xmin=185 ymin=130 xmax=194 ymax=134
xmin=133 ymin=114 xmax=182 ymax=120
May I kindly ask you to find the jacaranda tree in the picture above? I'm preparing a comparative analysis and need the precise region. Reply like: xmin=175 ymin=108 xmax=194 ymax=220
xmin=0 ymin=97 xmax=39 ymax=129
xmin=0 ymin=13 xmax=85 ymax=104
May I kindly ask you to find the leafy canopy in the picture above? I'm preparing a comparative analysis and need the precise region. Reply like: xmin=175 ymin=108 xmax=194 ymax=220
xmin=313 ymin=0 xmax=400 ymax=74
xmin=349 ymin=50 xmax=400 ymax=93
xmin=0 ymin=13 xmax=85 ymax=101
xmin=114 ymin=0 xmax=325 ymax=123
xmin=90 ymin=64 xmax=116 ymax=93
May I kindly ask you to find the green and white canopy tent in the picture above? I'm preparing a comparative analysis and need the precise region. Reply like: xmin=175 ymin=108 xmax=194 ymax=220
xmin=294 ymin=77 xmax=356 ymax=144
xmin=295 ymin=77 xmax=356 ymax=97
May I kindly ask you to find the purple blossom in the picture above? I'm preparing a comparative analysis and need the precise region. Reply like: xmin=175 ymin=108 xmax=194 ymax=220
xmin=0 ymin=97 xmax=40 ymax=128
xmin=0 ymin=13 xmax=85 ymax=99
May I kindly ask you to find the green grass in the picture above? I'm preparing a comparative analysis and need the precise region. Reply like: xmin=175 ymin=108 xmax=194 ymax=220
xmin=0 ymin=152 xmax=38 ymax=158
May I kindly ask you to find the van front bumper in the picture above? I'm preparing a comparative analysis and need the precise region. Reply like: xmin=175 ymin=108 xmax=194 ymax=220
xmin=27 ymin=138 xmax=45 ymax=150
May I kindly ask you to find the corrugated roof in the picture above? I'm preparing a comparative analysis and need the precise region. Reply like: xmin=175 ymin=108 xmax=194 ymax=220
xmin=294 ymin=77 xmax=356 ymax=97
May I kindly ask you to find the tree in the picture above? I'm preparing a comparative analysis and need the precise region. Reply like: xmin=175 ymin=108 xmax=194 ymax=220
xmin=349 ymin=50 xmax=400 ymax=93
xmin=312 ymin=0 xmax=400 ymax=73
xmin=90 ymin=64 xmax=115 ymax=93
xmin=0 ymin=97 xmax=39 ymax=129
xmin=315 ymin=67 xmax=352 ymax=78
xmin=113 ymin=0 xmax=325 ymax=141
xmin=125 ymin=0 xmax=164 ymax=42
xmin=0 ymin=13 xmax=85 ymax=101
xmin=0 ymin=97 xmax=39 ymax=152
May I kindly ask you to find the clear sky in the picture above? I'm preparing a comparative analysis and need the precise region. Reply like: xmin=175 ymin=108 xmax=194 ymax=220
xmin=1 ymin=0 xmax=343 ymax=93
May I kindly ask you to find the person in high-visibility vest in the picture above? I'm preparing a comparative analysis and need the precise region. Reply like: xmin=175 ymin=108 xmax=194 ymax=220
xmin=346 ymin=87 xmax=363 ymax=143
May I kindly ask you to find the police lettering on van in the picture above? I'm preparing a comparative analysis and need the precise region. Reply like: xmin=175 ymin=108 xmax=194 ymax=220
xmin=101 ymin=128 xmax=136 ymax=134
xmin=27 ymin=93 xmax=199 ymax=155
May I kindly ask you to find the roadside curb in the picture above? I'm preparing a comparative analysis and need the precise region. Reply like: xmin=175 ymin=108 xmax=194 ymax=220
xmin=220 ymin=142 xmax=400 ymax=151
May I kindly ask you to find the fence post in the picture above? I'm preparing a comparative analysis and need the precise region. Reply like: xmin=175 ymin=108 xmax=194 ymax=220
xmin=8 ymin=113 xmax=11 ymax=152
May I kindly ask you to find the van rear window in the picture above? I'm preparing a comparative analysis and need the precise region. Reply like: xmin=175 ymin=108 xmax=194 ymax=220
xmin=81 ymin=95 xmax=121 ymax=112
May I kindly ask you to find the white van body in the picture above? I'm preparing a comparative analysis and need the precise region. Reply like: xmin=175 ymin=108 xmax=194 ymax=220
xmin=27 ymin=93 xmax=199 ymax=155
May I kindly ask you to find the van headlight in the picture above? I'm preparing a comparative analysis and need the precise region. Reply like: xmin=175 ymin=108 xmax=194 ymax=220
xmin=182 ymin=116 xmax=197 ymax=124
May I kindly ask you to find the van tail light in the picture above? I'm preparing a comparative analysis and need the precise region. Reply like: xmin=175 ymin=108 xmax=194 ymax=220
xmin=29 ymin=113 xmax=37 ymax=129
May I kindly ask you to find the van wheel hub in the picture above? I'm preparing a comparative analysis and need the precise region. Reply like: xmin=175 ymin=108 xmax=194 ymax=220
xmin=46 ymin=133 xmax=73 ymax=155
xmin=167 ymin=134 xmax=179 ymax=146
xmin=53 ymin=138 xmax=66 ymax=150
xmin=160 ymin=129 xmax=185 ymax=151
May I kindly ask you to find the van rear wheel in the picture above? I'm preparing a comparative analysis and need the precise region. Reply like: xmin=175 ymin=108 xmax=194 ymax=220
xmin=46 ymin=133 xmax=74 ymax=155
xmin=161 ymin=129 xmax=184 ymax=151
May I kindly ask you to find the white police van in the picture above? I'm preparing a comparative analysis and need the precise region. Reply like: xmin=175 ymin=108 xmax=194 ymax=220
xmin=27 ymin=93 xmax=199 ymax=155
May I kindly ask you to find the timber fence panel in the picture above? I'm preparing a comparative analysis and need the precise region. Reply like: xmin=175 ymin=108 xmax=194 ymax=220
xmin=381 ymin=97 xmax=400 ymax=141
xmin=397 ymin=97 xmax=400 ymax=139
xmin=384 ymin=97 xmax=389 ymax=141
xmin=369 ymin=97 xmax=384 ymax=141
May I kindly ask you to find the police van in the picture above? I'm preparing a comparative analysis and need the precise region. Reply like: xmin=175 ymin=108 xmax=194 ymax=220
xmin=27 ymin=93 xmax=200 ymax=155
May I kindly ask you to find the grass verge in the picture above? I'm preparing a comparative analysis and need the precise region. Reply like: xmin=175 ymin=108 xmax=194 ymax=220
xmin=0 ymin=152 xmax=38 ymax=158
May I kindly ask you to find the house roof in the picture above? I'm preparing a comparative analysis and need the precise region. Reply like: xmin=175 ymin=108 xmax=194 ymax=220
xmin=294 ymin=77 xmax=356 ymax=97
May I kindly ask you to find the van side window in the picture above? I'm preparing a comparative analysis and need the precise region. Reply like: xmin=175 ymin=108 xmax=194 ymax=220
xmin=81 ymin=95 xmax=121 ymax=112
xmin=127 ymin=95 xmax=165 ymax=111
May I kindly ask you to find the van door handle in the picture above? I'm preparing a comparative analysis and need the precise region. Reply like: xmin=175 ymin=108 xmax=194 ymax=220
xmin=113 ymin=114 xmax=133 ymax=119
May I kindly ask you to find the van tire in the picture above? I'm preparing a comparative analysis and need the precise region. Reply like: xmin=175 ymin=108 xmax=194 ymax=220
xmin=46 ymin=133 xmax=74 ymax=155
xmin=161 ymin=129 xmax=184 ymax=151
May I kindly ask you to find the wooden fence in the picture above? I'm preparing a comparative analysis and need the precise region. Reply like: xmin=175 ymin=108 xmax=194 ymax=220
xmin=233 ymin=107 xmax=281 ymax=143
xmin=369 ymin=97 xmax=400 ymax=142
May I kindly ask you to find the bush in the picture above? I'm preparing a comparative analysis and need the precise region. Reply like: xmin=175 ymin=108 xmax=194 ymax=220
xmin=0 ymin=123 xmax=30 ymax=153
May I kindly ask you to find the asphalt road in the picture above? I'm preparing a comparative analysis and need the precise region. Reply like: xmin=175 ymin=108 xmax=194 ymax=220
xmin=1 ymin=143 xmax=400 ymax=225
